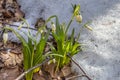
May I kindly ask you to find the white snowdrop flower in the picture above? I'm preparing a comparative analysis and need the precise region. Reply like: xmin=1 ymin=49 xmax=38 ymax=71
xmin=75 ymin=14 xmax=82 ymax=23
xmin=84 ymin=24 xmax=93 ymax=31
xmin=53 ymin=58 xmax=56 ymax=63
xmin=3 ymin=32 xmax=8 ymax=45
xmin=40 ymin=29 xmax=43 ymax=34
xmin=57 ymin=76 xmax=61 ymax=80
xmin=48 ymin=60 xmax=51 ymax=65
xmin=51 ymin=23 xmax=56 ymax=32
xmin=39 ymin=70 xmax=43 ymax=75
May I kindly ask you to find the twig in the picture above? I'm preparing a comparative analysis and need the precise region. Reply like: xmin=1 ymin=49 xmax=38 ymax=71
xmin=0 ymin=21 xmax=37 ymax=31
xmin=0 ymin=48 xmax=11 ymax=51
xmin=0 ymin=21 xmax=52 ymax=36
xmin=66 ymin=74 xmax=87 ymax=80
xmin=0 ymin=29 xmax=5 ymax=41
xmin=15 ymin=58 xmax=51 ymax=80
xmin=67 ymin=53 xmax=92 ymax=80
xmin=0 ymin=47 xmax=19 ymax=52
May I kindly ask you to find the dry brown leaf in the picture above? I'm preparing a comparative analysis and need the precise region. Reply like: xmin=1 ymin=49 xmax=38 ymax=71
xmin=6 ymin=42 xmax=14 ymax=48
xmin=44 ymin=43 xmax=50 ymax=53
xmin=0 ymin=0 xmax=24 ymax=25
xmin=11 ymin=47 xmax=22 ymax=54
xmin=0 ymin=42 xmax=3 ymax=47
xmin=7 ymin=0 xmax=13 ymax=4
xmin=33 ymin=72 xmax=46 ymax=80
xmin=39 ymin=70 xmax=44 ymax=76
xmin=0 ymin=52 xmax=23 ymax=67
xmin=61 ymin=65 xmax=72 ymax=77
xmin=35 ymin=18 xmax=45 ymax=28
xmin=44 ymin=63 xmax=57 ymax=78
xmin=15 ymin=9 xmax=24 ymax=21
xmin=3 ymin=10 xmax=13 ymax=18
xmin=4 ymin=42 xmax=22 ymax=54
xmin=0 ymin=66 xmax=20 ymax=80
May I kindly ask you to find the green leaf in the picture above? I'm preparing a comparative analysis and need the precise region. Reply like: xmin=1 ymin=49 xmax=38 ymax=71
xmin=70 ymin=28 xmax=75 ymax=43
xmin=33 ymin=30 xmax=49 ymax=66
xmin=49 ymin=54 xmax=64 ymax=58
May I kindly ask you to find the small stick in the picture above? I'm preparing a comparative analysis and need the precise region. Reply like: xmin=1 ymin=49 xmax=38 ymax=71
xmin=67 ymin=53 xmax=92 ymax=80
xmin=0 ymin=29 xmax=5 ymax=41
xmin=15 ymin=58 xmax=51 ymax=80
xmin=0 ymin=21 xmax=37 ymax=31
xmin=66 ymin=74 xmax=87 ymax=80
xmin=0 ymin=21 xmax=52 ymax=35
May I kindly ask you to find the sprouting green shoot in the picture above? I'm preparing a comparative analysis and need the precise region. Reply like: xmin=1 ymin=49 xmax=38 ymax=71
xmin=4 ymin=24 xmax=49 ymax=80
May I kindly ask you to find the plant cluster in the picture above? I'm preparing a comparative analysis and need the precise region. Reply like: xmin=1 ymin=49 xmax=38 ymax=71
xmin=3 ymin=4 xmax=91 ymax=80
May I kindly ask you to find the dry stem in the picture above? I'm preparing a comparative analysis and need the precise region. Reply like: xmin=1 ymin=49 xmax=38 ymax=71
xmin=67 ymin=53 xmax=92 ymax=80
xmin=15 ymin=58 xmax=51 ymax=80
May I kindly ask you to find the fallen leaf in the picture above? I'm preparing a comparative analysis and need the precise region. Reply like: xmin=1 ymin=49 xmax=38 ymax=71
xmin=0 ymin=42 xmax=3 ymax=47
xmin=33 ymin=72 xmax=46 ymax=80
xmin=0 ymin=52 xmax=23 ymax=67
xmin=35 ymin=18 xmax=45 ymax=28
xmin=61 ymin=65 xmax=72 ymax=77
xmin=15 ymin=8 xmax=24 ymax=21
xmin=0 ymin=0 xmax=24 ymax=26
xmin=7 ymin=0 xmax=13 ymax=4
xmin=44 ymin=63 xmax=57 ymax=78
xmin=0 ymin=66 xmax=20 ymax=80
xmin=3 ymin=10 xmax=13 ymax=18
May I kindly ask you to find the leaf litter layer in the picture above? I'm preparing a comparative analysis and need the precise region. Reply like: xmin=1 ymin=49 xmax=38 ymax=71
xmin=0 ymin=0 xmax=24 ymax=26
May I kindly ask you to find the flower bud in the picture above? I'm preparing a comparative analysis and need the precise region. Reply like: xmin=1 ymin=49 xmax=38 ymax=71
xmin=75 ymin=14 xmax=82 ymax=23
xmin=84 ymin=24 xmax=93 ymax=31
xmin=53 ymin=58 xmax=56 ymax=63
xmin=48 ymin=60 xmax=52 ymax=65
xmin=51 ymin=23 xmax=56 ymax=32
xmin=3 ymin=32 xmax=8 ymax=45
xmin=47 ymin=61 xmax=51 ymax=65
xmin=40 ymin=29 xmax=43 ymax=34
